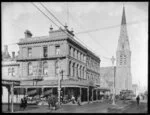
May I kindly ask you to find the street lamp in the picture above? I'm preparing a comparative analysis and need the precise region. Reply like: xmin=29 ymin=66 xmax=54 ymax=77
xmin=111 ymin=56 xmax=116 ymax=105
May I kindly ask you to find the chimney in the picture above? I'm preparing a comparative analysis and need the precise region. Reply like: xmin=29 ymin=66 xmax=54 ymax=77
xmin=12 ymin=52 xmax=15 ymax=58
xmin=24 ymin=30 xmax=32 ymax=38
xmin=50 ymin=25 xmax=53 ymax=31
xmin=71 ymin=28 xmax=74 ymax=33
xmin=64 ymin=23 xmax=68 ymax=29
xmin=4 ymin=45 xmax=8 ymax=53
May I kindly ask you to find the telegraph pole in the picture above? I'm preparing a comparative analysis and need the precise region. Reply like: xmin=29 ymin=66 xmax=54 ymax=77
xmin=111 ymin=56 xmax=116 ymax=105
xmin=56 ymin=58 xmax=61 ymax=107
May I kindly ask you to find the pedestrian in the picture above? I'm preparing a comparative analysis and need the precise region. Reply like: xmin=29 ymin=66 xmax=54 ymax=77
xmin=77 ymin=95 xmax=81 ymax=106
xmin=20 ymin=98 xmax=24 ymax=110
xmin=71 ymin=95 xmax=75 ymax=104
xmin=24 ymin=97 xmax=27 ymax=109
xmin=136 ymin=95 xmax=140 ymax=106
xmin=90 ymin=96 xmax=93 ymax=102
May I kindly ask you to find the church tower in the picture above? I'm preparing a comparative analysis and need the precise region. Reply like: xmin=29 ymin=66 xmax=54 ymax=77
xmin=115 ymin=6 xmax=132 ymax=94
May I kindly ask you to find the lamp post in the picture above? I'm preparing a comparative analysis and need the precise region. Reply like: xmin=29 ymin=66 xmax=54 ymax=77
xmin=111 ymin=56 xmax=116 ymax=105
xmin=11 ymin=82 xmax=14 ymax=113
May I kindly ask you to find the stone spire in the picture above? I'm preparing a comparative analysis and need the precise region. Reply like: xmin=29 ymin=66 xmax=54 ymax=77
xmin=121 ymin=6 xmax=126 ymax=25
xmin=117 ymin=6 xmax=130 ymax=51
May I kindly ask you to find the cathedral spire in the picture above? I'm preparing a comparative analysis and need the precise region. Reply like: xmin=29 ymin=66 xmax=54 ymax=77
xmin=121 ymin=6 xmax=126 ymax=25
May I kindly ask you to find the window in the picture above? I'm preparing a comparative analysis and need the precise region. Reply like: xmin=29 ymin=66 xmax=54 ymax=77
xmin=12 ymin=68 xmax=15 ymax=76
xmin=8 ymin=68 xmax=15 ymax=76
xmin=77 ymin=64 xmax=78 ymax=77
xmin=8 ymin=68 xmax=11 ymax=76
xmin=28 ymin=48 xmax=32 ymax=57
xmin=56 ymin=45 xmax=60 ymax=55
xmin=43 ymin=61 xmax=48 ymax=75
xmin=69 ymin=46 xmax=71 ymax=56
xmin=55 ymin=60 xmax=59 ymax=76
xmin=72 ymin=63 xmax=75 ymax=77
xmin=28 ymin=62 xmax=33 ymax=75
xmin=73 ymin=49 xmax=75 ymax=57
xmin=69 ymin=61 xmax=71 ymax=76
xmin=43 ymin=47 xmax=48 ymax=58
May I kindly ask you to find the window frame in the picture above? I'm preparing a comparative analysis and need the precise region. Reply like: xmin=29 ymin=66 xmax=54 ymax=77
xmin=28 ymin=47 xmax=32 ymax=57
xmin=43 ymin=46 xmax=48 ymax=58
xmin=43 ymin=61 xmax=48 ymax=75
xmin=28 ymin=62 xmax=33 ymax=75
xmin=55 ymin=45 xmax=60 ymax=55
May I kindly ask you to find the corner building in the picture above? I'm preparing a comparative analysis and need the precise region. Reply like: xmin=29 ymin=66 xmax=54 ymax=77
xmin=16 ymin=27 xmax=100 ymax=102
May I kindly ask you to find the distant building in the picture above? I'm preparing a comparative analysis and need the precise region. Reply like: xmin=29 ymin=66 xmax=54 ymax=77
xmin=132 ymin=84 xmax=138 ymax=95
xmin=2 ymin=46 xmax=20 ymax=103
xmin=100 ymin=67 xmax=114 ymax=93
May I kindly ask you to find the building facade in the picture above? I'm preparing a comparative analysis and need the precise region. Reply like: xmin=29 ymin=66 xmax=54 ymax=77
xmin=2 ymin=26 xmax=101 ymax=104
xmin=2 ymin=46 xmax=20 ymax=103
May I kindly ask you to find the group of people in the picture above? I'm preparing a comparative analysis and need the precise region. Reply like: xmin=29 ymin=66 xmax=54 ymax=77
xmin=71 ymin=95 xmax=81 ymax=105
xmin=20 ymin=97 xmax=27 ymax=110
xmin=47 ymin=94 xmax=58 ymax=110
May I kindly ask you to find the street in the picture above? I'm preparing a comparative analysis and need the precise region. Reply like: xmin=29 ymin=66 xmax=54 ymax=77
xmin=3 ymin=100 xmax=147 ymax=113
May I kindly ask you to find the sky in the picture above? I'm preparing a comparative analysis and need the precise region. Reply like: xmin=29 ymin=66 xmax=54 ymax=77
xmin=2 ymin=2 xmax=148 ymax=89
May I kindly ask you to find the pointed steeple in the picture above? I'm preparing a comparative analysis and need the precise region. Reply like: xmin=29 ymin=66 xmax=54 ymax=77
xmin=117 ymin=5 xmax=130 ymax=51
xmin=121 ymin=6 xmax=126 ymax=25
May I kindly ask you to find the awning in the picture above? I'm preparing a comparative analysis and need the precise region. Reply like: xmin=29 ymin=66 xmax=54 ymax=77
xmin=43 ymin=89 xmax=53 ymax=96
xmin=2 ymin=79 xmax=20 ymax=86
xmin=96 ymin=87 xmax=110 ymax=91
xmin=27 ymin=89 xmax=37 ymax=96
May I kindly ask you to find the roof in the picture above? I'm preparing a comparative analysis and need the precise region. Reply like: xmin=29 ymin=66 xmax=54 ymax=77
xmin=18 ymin=29 xmax=100 ymax=61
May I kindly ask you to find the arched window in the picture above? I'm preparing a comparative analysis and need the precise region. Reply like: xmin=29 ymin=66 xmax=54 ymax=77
xmin=28 ymin=62 xmax=33 ymax=75
xmin=69 ymin=46 xmax=71 ymax=56
xmin=76 ymin=64 xmax=78 ymax=78
xmin=80 ymin=66 xmax=82 ymax=78
xmin=69 ymin=61 xmax=71 ymax=76
xmin=83 ymin=67 xmax=84 ymax=79
xmin=73 ymin=63 xmax=75 ymax=77
xmin=43 ymin=61 xmax=48 ymax=75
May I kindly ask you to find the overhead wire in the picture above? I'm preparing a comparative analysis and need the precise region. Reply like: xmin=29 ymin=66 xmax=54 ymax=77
xmin=64 ymin=6 xmax=113 ymax=58
xmin=38 ymin=2 xmax=100 ymax=58
xmin=75 ymin=19 xmax=147 ymax=34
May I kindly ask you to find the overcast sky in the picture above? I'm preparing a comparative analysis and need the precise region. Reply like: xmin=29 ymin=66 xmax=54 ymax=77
xmin=2 ymin=2 xmax=148 ymax=88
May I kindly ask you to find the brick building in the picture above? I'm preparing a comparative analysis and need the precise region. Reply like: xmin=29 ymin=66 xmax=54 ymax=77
xmin=5 ymin=26 xmax=101 ymax=103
